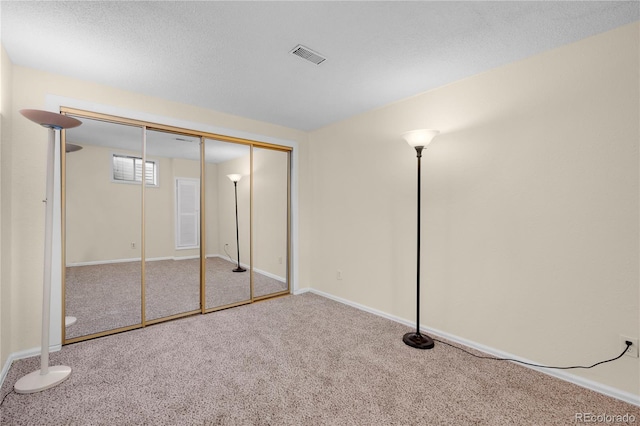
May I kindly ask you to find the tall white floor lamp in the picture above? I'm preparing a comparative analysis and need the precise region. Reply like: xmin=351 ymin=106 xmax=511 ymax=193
xmin=14 ymin=109 xmax=82 ymax=394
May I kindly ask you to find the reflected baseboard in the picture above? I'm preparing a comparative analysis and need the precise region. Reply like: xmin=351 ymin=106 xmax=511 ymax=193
xmin=67 ymin=255 xmax=201 ymax=267
xmin=206 ymin=254 xmax=286 ymax=283
xmin=251 ymin=267 xmax=285 ymax=283
xmin=66 ymin=255 xmax=286 ymax=283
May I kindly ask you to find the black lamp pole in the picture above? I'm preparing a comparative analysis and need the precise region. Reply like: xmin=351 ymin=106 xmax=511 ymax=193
xmin=231 ymin=179 xmax=246 ymax=273
xmin=402 ymin=131 xmax=437 ymax=350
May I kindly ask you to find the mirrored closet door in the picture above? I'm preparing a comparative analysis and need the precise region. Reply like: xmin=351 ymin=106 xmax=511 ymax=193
xmin=64 ymin=117 xmax=143 ymax=341
xmin=252 ymin=147 xmax=289 ymax=299
xmin=144 ymin=130 xmax=202 ymax=322
xmin=62 ymin=108 xmax=292 ymax=344
xmin=204 ymin=138 xmax=251 ymax=310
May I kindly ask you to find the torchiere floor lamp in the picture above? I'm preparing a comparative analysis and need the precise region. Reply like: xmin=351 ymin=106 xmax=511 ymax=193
xmin=401 ymin=129 xmax=439 ymax=350
xmin=227 ymin=174 xmax=246 ymax=272
xmin=15 ymin=109 xmax=82 ymax=393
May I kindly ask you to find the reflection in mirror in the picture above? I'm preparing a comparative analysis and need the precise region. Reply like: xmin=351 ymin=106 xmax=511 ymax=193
xmin=253 ymin=147 xmax=289 ymax=298
xmin=204 ymin=139 xmax=251 ymax=309
xmin=144 ymin=130 xmax=201 ymax=321
xmin=64 ymin=117 xmax=143 ymax=340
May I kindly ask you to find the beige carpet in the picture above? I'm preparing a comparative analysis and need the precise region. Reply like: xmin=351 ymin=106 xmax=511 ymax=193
xmin=1 ymin=293 xmax=638 ymax=425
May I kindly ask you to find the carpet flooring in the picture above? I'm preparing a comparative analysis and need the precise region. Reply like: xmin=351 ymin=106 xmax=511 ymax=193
xmin=1 ymin=293 xmax=638 ymax=425
xmin=65 ymin=257 xmax=287 ymax=339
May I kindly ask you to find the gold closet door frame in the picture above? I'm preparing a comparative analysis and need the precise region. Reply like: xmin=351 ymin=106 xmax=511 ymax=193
xmin=60 ymin=108 xmax=292 ymax=344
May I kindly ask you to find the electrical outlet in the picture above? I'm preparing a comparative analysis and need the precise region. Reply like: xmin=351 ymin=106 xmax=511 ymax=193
xmin=621 ymin=336 xmax=639 ymax=358
xmin=278 ymin=257 xmax=283 ymax=264
xmin=131 ymin=242 xmax=136 ymax=249
xmin=337 ymin=270 xmax=343 ymax=280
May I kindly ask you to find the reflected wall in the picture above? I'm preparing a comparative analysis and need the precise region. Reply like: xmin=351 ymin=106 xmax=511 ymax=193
xmin=145 ymin=130 xmax=201 ymax=321
xmin=64 ymin=117 xmax=143 ymax=340
xmin=253 ymin=147 xmax=289 ymax=298
xmin=204 ymin=139 xmax=251 ymax=309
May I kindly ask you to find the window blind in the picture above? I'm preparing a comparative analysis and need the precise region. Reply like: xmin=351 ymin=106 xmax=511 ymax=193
xmin=113 ymin=154 xmax=157 ymax=186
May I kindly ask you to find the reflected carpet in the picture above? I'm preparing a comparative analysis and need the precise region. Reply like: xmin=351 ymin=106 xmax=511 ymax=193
xmin=65 ymin=257 xmax=286 ymax=339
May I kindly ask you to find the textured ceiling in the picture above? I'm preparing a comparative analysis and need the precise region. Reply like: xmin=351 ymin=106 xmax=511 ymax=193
xmin=1 ymin=1 xmax=638 ymax=131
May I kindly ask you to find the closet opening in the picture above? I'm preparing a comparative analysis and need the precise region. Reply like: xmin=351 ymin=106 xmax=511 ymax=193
xmin=61 ymin=108 xmax=291 ymax=344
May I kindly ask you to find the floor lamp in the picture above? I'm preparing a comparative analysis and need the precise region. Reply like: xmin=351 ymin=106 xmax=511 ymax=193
xmin=227 ymin=174 xmax=246 ymax=272
xmin=63 ymin=143 xmax=82 ymax=329
xmin=401 ymin=129 xmax=439 ymax=350
xmin=15 ymin=109 xmax=81 ymax=393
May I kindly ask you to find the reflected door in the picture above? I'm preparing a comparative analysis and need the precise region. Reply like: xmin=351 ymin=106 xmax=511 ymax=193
xmin=204 ymin=139 xmax=251 ymax=310
xmin=64 ymin=117 xmax=143 ymax=340
xmin=144 ymin=130 xmax=201 ymax=321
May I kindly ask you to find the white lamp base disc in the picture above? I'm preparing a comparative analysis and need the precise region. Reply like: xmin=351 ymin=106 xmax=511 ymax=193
xmin=14 ymin=366 xmax=72 ymax=394
xmin=65 ymin=316 xmax=77 ymax=327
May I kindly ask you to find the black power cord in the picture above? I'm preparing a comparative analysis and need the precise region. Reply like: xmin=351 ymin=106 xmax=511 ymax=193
xmin=223 ymin=243 xmax=235 ymax=264
xmin=0 ymin=389 xmax=15 ymax=408
xmin=434 ymin=338 xmax=632 ymax=370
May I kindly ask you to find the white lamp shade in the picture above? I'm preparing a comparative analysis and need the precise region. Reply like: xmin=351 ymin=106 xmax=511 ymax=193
xmin=227 ymin=174 xmax=242 ymax=183
xmin=402 ymin=129 xmax=440 ymax=148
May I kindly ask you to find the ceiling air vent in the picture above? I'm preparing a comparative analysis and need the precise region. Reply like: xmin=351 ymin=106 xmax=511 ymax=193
xmin=290 ymin=44 xmax=326 ymax=65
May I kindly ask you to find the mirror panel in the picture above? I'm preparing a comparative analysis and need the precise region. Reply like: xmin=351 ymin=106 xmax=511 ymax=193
xmin=204 ymin=139 xmax=251 ymax=309
xmin=64 ymin=117 xmax=143 ymax=340
xmin=252 ymin=147 xmax=289 ymax=298
xmin=144 ymin=130 xmax=201 ymax=321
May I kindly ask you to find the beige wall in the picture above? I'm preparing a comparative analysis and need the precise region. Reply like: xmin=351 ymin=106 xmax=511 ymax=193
xmin=4 ymin=60 xmax=308 ymax=363
xmin=308 ymin=22 xmax=639 ymax=395
xmin=1 ymin=44 xmax=14 ymax=369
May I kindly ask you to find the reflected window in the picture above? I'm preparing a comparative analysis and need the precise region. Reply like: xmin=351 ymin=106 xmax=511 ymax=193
xmin=112 ymin=154 xmax=158 ymax=186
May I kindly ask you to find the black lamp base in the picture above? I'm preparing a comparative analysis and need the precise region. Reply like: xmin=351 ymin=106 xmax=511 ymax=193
xmin=233 ymin=266 xmax=246 ymax=273
xmin=403 ymin=332 xmax=434 ymax=350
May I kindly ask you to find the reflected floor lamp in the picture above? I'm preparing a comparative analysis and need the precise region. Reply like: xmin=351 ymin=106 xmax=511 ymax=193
xmin=401 ymin=129 xmax=439 ymax=350
xmin=63 ymin=143 xmax=82 ymax=329
xmin=15 ymin=109 xmax=81 ymax=393
xmin=227 ymin=174 xmax=246 ymax=272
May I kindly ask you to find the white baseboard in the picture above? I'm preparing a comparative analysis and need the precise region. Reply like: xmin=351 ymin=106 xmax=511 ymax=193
xmin=0 ymin=344 xmax=62 ymax=390
xmin=304 ymin=288 xmax=640 ymax=407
